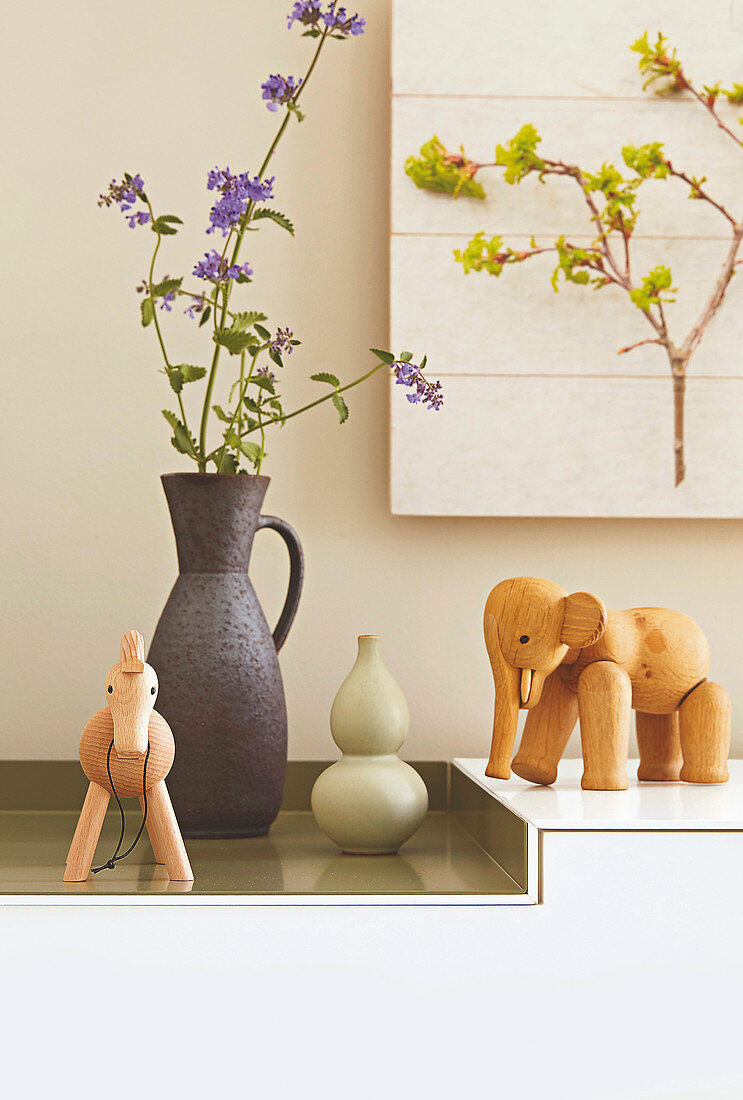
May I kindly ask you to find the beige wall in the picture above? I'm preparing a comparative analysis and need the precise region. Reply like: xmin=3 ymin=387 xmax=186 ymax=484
xmin=2 ymin=0 xmax=742 ymax=762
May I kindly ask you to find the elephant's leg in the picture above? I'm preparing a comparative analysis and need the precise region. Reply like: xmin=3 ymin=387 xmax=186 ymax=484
xmin=512 ymin=673 xmax=579 ymax=785
xmin=577 ymin=661 xmax=632 ymax=790
xmin=636 ymin=711 xmax=682 ymax=782
xmin=679 ymin=680 xmax=730 ymax=784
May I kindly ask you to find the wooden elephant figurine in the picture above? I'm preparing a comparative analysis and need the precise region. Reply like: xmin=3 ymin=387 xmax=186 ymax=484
xmin=484 ymin=577 xmax=731 ymax=790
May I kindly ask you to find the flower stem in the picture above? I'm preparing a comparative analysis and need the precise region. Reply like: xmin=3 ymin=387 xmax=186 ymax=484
xmin=246 ymin=360 xmax=387 ymax=434
xmin=145 ymin=204 xmax=192 ymax=442
xmin=197 ymin=30 xmax=330 ymax=468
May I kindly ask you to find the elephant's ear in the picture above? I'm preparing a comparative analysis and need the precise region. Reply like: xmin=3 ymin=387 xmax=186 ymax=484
xmin=560 ymin=591 xmax=607 ymax=649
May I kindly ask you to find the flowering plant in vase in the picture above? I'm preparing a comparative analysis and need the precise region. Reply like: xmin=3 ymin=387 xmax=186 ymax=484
xmin=99 ymin=1 xmax=442 ymax=476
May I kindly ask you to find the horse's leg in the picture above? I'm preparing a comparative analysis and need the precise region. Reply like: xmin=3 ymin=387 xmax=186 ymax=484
xmin=63 ymin=782 xmax=110 ymax=882
xmin=139 ymin=793 xmax=165 ymax=864
xmin=145 ymin=780 xmax=194 ymax=881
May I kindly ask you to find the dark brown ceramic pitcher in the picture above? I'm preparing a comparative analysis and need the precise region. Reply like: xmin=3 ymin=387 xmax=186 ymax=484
xmin=147 ymin=473 xmax=303 ymax=838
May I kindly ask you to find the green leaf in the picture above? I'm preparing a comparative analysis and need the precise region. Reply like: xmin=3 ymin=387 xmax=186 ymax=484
xmin=332 ymin=393 xmax=349 ymax=424
xmin=162 ymin=409 xmax=199 ymax=459
xmin=310 ymin=371 xmax=341 ymax=387
xmin=495 ymin=124 xmax=545 ymax=185
xmin=268 ymin=347 xmax=284 ymax=368
xmin=214 ymin=324 xmax=260 ymax=356
xmin=454 ymin=232 xmax=507 ymax=276
xmin=166 ymin=363 xmax=206 ymax=393
xmin=630 ymin=31 xmax=686 ymax=95
xmin=212 ymin=404 xmax=231 ymax=423
xmin=622 ymin=142 xmax=669 ymax=180
xmin=630 ymin=264 xmax=676 ymax=311
xmin=152 ymin=217 xmax=179 ymax=235
xmin=251 ymin=208 xmax=295 ymax=235
xmin=404 ymin=135 xmax=486 ymax=200
xmin=243 ymin=396 xmax=261 ymax=414
xmin=231 ymin=311 xmax=268 ymax=331
xmin=198 ymin=304 xmax=212 ymax=328
xmin=140 ymin=298 xmax=154 ymax=327
xmin=252 ymin=374 xmax=276 ymax=394
xmin=158 ymin=214 xmax=183 ymax=225
xmin=180 ymin=363 xmax=207 ymax=383
xmin=150 ymin=276 xmax=183 ymax=299
xmin=399 ymin=351 xmax=413 ymax=362
xmin=225 ymin=431 xmax=263 ymax=464
xmin=370 ymin=348 xmax=395 ymax=364
xmin=220 ymin=452 xmax=239 ymax=474
xmin=724 ymin=83 xmax=743 ymax=104
xmin=254 ymin=323 xmax=271 ymax=340
xmin=550 ymin=236 xmax=607 ymax=292
xmin=166 ymin=367 xmax=183 ymax=394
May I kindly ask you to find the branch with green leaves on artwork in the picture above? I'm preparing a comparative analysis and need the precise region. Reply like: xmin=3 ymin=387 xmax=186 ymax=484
xmin=404 ymin=33 xmax=743 ymax=487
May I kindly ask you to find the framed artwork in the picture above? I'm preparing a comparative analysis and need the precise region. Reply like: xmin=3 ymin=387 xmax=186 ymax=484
xmin=390 ymin=0 xmax=743 ymax=516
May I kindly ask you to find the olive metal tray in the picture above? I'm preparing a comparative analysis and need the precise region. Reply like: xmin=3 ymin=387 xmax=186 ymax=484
xmin=0 ymin=760 xmax=531 ymax=904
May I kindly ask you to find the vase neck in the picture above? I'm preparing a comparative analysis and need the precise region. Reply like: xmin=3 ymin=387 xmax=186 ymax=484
xmin=162 ymin=474 xmax=270 ymax=573
xmin=355 ymin=635 xmax=381 ymax=665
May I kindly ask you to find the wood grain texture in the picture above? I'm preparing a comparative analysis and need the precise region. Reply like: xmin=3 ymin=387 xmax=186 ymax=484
xmin=390 ymin=374 xmax=743 ymax=517
xmin=679 ymin=680 xmax=731 ymax=783
xmin=393 ymin=98 xmax=742 ymax=239
xmin=139 ymin=793 xmax=165 ymax=864
xmin=79 ymin=709 xmax=174 ymax=798
xmin=578 ymin=661 xmax=633 ymax=790
xmin=564 ymin=607 xmax=711 ymax=714
xmin=390 ymin=235 xmax=743 ymax=378
xmin=390 ymin=0 xmax=743 ymax=517
xmin=488 ymin=578 xmax=728 ymax=788
xmin=146 ymin=781 xmax=194 ymax=881
xmin=120 ymin=628 xmax=145 ymax=672
xmin=393 ymin=0 xmax=741 ymax=98
xmin=636 ymin=711 xmax=683 ymax=782
xmin=63 ymin=781 xmax=110 ymax=882
xmin=512 ymin=672 xmax=579 ymax=785
xmin=561 ymin=592 xmax=607 ymax=650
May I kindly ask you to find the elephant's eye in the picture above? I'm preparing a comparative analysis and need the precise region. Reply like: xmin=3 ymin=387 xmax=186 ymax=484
xmin=519 ymin=635 xmax=529 ymax=644
xmin=107 ymin=685 xmax=113 ymax=693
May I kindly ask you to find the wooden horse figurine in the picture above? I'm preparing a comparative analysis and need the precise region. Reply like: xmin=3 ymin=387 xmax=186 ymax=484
xmin=483 ymin=577 xmax=731 ymax=791
xmin=64 ymin=630 xmax=193 ymax=882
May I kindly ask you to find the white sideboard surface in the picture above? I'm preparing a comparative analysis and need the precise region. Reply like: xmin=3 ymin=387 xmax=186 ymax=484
xmin=453 ymin=757 xmax=743 ymax=904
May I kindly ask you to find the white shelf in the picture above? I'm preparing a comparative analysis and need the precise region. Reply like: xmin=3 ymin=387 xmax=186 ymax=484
xmin=453 ymin=757 xmax=743 ymax=830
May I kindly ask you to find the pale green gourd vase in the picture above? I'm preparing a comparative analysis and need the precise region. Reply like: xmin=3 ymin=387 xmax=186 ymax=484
xmin=311 ymin=635 xmax=428 ymax=854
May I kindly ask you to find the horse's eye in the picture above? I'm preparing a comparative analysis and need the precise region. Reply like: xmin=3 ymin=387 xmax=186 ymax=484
xmin=107 ymin=685 xmax=113 ymax=693
xmin=151 ymin=686 xmax=156 ymax=695
xmin=519 ymin=635 xmax=529 ymax=644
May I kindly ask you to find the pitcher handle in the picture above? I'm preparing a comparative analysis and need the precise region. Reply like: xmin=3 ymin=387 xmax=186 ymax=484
xmin=256 ymin=515 xmax=305 ymax=652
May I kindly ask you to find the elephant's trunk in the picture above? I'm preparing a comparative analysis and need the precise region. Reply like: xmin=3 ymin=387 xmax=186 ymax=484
xmin=485 ymin=640 xmax=522 ymax=780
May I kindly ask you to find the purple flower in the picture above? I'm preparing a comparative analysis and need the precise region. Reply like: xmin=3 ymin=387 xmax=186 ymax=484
xmin=184 ymin=297 xmax=207 ymax=320
xmin=392 ymin=358 xmax=443 ymax=411
xmin=159 ymin=291 xmax=175 ymax=312
xmin=287 ymin=1 xmax=323 ymax=29
xmin=256 ymin=366 xmax=277 ymax=382
xmin=193 ymin=248 xmax=253 ymax=284
xmin=323 ymin=2 xmax=365 ymax=35
xmin=270 ymin=327 xmax=295 ymax=355
xmin=99 ymin=174 xmax=150 ymax=227
xmin=287 ymin=1 xmax=365 ymax=36
xmin=126 ymin=210 xmax=151 ymax=229
xmin=206 ymin=166 xmax=275 ymax=235
xmin=261 ymin=73 xmax=302 ymax=112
